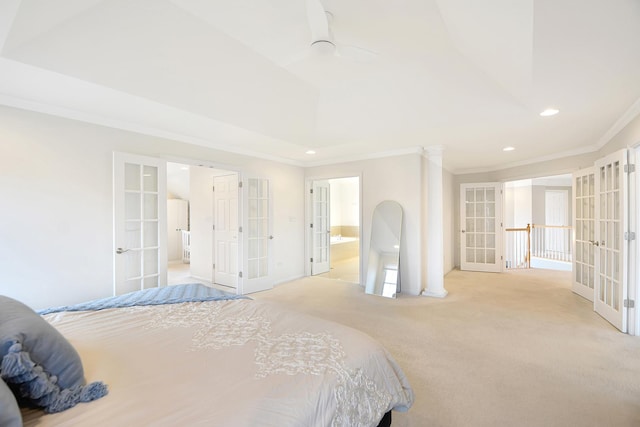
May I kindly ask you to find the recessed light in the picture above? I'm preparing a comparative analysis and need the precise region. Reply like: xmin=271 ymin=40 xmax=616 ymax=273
xmin=540 ymin=108 xmax=559 ymax=117
xmin=305 ymin=150 xmax=316 ymax=155
xmin=503 ymin=146 xmax=515 ymax=152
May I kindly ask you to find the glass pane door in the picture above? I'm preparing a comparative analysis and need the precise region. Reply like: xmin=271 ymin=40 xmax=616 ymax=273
xmin=594 ymin=150 xmax=628 ymax=332
xmin=460 ymin=183 xmax=503 ymax=272
xmin=572 ymin=168 xmax=595 ymax=301
xmin=241 ymin=177 xmax=273 ymax=294
xmin=311 ymin=180 xmax=330 ymax=275
xmin=114 ymin=153 xmax=167 ymax=295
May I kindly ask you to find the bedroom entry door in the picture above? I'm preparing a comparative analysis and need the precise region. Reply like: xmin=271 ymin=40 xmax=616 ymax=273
xmin=572 ymin=167 xmax=596 ymax=301
xmin=460 ymin=183 xmax=503 ymax=272
xmin=311 ymin=180 xmax=330 ymax=275
xmin=113 ymin=152 xmax=167 ymax=295
xmin=213 ymin=174 xmax=239 ymax=288
xmin=239 ymin=177 xmax=273 ymax=294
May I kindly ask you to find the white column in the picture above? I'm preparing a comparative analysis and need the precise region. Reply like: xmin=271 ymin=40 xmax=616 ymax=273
xmin=422 ymin=146 xmax=448 ymax=298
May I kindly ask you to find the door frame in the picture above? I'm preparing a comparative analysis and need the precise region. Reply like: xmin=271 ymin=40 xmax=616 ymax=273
xmin=630 ymin=145 xmax=639 ymax=336
xmin=305 ymin=174 xmax=363 ymax=283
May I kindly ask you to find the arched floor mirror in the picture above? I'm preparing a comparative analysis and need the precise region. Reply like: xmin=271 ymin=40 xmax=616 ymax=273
xmin=365 ymin=201 xmax=403 ymax=298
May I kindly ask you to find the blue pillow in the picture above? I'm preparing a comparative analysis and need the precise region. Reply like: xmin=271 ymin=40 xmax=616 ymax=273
xmin=0 ymin=295 xmax=107 ymax=413
xmin=0 ymin=378 xmax=21 ymax=427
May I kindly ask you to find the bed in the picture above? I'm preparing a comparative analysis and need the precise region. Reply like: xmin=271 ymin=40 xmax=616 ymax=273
xmin=2 ymin=284 xmax=413 ymax=426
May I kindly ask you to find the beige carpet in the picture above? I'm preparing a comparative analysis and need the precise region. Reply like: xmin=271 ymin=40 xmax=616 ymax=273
xmin=252 ymin=268 xmax=640 ymax=427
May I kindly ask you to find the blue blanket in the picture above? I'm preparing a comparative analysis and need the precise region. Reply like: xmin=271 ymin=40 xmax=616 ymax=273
xmin=38 ymin=284 xmax=247 ymax=315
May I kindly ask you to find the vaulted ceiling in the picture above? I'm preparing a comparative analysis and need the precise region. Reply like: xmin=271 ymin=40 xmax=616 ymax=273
xmin=1 ymin=0 xmax=639 ymax=172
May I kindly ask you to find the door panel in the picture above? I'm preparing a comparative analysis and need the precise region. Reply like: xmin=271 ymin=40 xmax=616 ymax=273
xmin=240 ymin=177 xmax=272 ymax=294
xmin=460 ymin=183 xmax=503 ymax=272
xmin=311 ymin=180 xmax=330 ymax=275
xmin=214 ymin=174 xmax=239 ymax=288
xmin=114 ymin=153 xmax=167 ymax=295
xmin=594 ymin=150 xmax=628 ymax=332
xmin=572 ymin=168 xmax=596 ymax=301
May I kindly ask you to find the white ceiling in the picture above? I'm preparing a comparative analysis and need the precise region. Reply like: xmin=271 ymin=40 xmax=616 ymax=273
xmin=1 ymin=0 xmax=639 ymax=173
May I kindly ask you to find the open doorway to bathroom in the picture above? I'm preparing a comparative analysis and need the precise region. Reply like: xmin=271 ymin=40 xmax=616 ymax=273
xmin=310 ymin=176 xmax=360 ymax=284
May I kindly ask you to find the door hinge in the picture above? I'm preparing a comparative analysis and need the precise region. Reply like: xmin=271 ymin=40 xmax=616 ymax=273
xmin=212 ymin=224 xmax=215 ymax=231
xmin=213 ymin=263 xmax=216 ymax=270
xmin=624 ymin=164 xmax=635 ymax=173
xmin=625 ymin=231 xmax=636 ymax=241
xmin=310 ymin=223 xmax=313 ymax=228
xmin=310 ymin=258 xmax=313 ymax=263
xmin=238 ymin=271 xmax=243 ymax=278
xmin=238 ymin=226 xmax=243 ymax=233
xmin=310 ymin=188 xmax=314 ymax=194
xmin=238 ymin=181 xmax=243 ymax=188
xmin=212 ymin=185 xmax=215 ymax=192
xmin=624 ymin=299 xmax=635 ymax=308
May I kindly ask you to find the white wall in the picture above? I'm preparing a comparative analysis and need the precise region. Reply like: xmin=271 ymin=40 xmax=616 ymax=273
xmin=513 ymin=182 xmax=533 ymax=227
xmin=306 ymin=154 xmax=424 ymax=295
xmin=329 ymin=177 xmax=359 ymax=227
xmin=0 ymin=106 xmax=305 ymax=309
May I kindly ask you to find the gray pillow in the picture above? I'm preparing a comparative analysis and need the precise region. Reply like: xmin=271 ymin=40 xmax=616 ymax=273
xmin=0 ymin=295 xmax=107 ymax=413
xmin=0 ymin=378 xmax=22 ymax=427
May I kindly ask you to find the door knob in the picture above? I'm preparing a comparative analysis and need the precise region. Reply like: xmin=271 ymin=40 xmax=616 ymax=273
xmin=269 ymin=235 xmax=274 ymax=240
xmin=116 ymin=247 xmax=130 ymax=254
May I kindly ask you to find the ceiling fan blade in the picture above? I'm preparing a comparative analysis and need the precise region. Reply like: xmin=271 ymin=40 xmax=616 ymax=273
xmin=306 ymin=0 xmax=330 ymax=42
xmin=335 ymin=44 xmax=378 ymax=62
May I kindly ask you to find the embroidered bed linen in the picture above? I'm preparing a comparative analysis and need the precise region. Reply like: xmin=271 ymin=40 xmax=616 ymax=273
xmin=22 ymin=298 xmax=413 ymax=426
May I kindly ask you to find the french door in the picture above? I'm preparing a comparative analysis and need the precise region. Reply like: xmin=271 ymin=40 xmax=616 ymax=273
xmin=213 ymin=174 xmax=239 ymax=288
xmin=239 ymin=177 xmax=273 ymax=294
xmin=572 ymin=167 xmax=596 ymax=301
xmin=113 ymin=152 xmax=167 ymax=295
xmin=311 ymin=180 xmax=330 ymax=275
xmin=593 ymin=150 xmax=629 ymax=332
xmin=460 ymin=183 xmax=503 ymax=272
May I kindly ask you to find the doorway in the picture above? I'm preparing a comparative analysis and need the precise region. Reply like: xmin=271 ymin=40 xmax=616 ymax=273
xmin=166 ymin=162 xmax=239 ymax=289
xmin=309 ymin=176 xmax=360 ymax=284
xmin=503 ymin=174 xmax=573 ymax=271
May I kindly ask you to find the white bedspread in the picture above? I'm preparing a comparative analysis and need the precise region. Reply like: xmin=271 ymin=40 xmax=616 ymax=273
xmin=23 ymin=299 xmax=413 ymax=426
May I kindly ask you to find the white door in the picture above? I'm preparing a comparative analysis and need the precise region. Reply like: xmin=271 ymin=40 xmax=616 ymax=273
xmin=311 ymin=180 xmax=330 ymax=275
xmin=460 ymin=183 xmax=503 ymax=272
xmin=213 ymin=174 xmax=239 ymax=288
xmin=113 ymin=152 xmax=167 ymax=295
xmin=572 ymin=168 xmax=596 ymax=301
xmin=594 ymin=150 xmax=629 ymax=332
xmin=239 ymin=177 xmax=273 ymax=294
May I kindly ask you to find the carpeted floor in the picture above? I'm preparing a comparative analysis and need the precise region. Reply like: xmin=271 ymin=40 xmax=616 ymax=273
xmin=252 ymin=268 xmax=640 ymax=427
